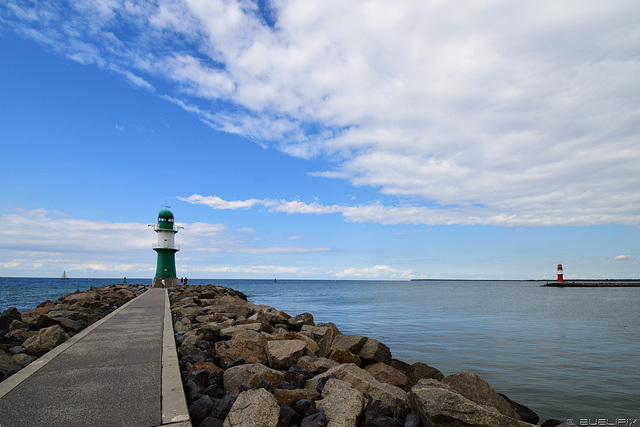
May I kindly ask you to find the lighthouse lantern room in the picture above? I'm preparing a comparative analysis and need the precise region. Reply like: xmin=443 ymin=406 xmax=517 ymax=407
xmin=151 ymin=208 xmax=180 ymax=288
xmin=557 ymin=263 xmax=564 ymax=282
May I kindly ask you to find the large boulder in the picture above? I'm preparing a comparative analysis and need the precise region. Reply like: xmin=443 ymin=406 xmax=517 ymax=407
xmin=223 ymin=363 xmax=284 ymax=394
xmin=178 ymin=330 xmax=205 ymax=356
xmin=202 ymin=295 xmax=254 ymax=319
xmin=23 ymin=324 xmax=69 ymax=353
xmin=408 ymin=380 xmax=534 ymax=427
xmin=215 ymin=330 xmax=268 ymax=365
xmin=328 ymin=349 xmax=361 ymax=366
xmin=331 ymin=334 xmax=368 ymax=354
xmin=406 ymin=362 xmax=444 ymax=384
xmin=272 ymin=331 xmax=320 ymax=354
xmin=364 ymin=362 xmax=411 ymax=392
xmin=223 ymin=388 xmax=280 ymax=427
xmin=316 ymin=378 xmax=365 ymax=427
xmin=273 ymin=388 xmax=321 ymax=406
xmin=357 ymin=338 xmax=392 ymax=365
xmin=297 ymin=356 xmax=339 ymax=375
xmin=0 ymin=350 xmax=21 ymax=372
xmin=266 ymin=340 xmax=307 ymax=370
xmin=0 ymin=307 xmax=22 ymax=332
xmin=442 ymin=371 xmax=519 ymax=419
xmin=302 ymin=323 xmax=341 ymax=357
xmin=293 ymin=312 xmax=315 ymax=326
xmin=220 ymin=323 xmax=264 ymax=338
xmin=306 ymin=363 xmax=406 ymax=410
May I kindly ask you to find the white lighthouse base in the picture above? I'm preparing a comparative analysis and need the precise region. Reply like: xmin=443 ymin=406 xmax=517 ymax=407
xmin=152 ymin=277 xmax=179 ymax=288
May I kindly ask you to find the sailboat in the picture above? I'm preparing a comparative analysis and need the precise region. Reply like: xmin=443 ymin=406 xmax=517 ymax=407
xmin=61 ymin=271 xmax=69 ymax=280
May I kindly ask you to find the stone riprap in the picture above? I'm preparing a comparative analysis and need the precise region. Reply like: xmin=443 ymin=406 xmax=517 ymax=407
xmin=0 ymin=284 xmax=147 ymax=382
xmin=170 ymin=285 xmax=549 ymax=427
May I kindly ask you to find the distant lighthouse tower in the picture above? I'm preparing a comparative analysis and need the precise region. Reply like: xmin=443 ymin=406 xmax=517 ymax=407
xmin=151 ymin=208 xmax=180 ymax=288
xmin=557 ymin=264 xmax=564 ymax=282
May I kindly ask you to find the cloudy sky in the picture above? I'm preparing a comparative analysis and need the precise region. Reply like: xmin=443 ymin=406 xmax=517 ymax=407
xmin=1 ymin=0 xmax=639 ymax=279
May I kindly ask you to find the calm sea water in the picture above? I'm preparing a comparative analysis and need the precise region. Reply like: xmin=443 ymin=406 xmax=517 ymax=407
xmin=1 ymin=277 xmax=638 ymax=423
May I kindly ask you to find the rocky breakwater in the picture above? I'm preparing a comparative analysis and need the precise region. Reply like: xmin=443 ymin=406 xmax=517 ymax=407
xmin=0 ymin=284 xmax=147 ymax=382
xmin=170 ymin=285 xmax=553 ymax=427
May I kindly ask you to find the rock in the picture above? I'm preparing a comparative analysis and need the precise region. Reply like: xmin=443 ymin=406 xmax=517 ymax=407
xmin=540 ymin=420 xmax=566 ymax=427
xmin=223 ymin=388 xmax=280 ymax=427
xmin=179 ymin=331 xmax=205 ymax=355
xmin=296 ymin=398 xmax=318 ymax=417
xmin=273 ymin=331 xmax=321 ymax=354
xmin=408 ymin=381 xmax=534 ymax=427
xmin=297 ymin=356 xmax=339 ymax=375
xmin=301 ymin=412 xmax=328 ymax=427
xmin=442 ymin=371 xmax=519 ymax=419
xmin=499 ymin=393 xmax=540 ymax=424
xmin=404 ymin=413 xmax=424 ymax=427
xmin=406 ymin=362 xmax=444 ymax=384
xmin=223 ymin=363 xmax=284 ymax=394
xmin=9 ymin=319 xmax=27 ymax=332
xmin=316 ymin=378 xmax=365 ymax=427
xmin=266 ymin=339 xmax=307 ymax=370
xmin=187 ymin=361 xmax=224 ymax=375
xmin=49 ymin=316 xmax=83 ymax=333
xmin=358 ymin=338 xmax=392 ymax=365
xmin=317 ymin=323 xmax=342 ymax=357
xmin=220 ymin=323 xmax=265 ymax=338
xmin=184 ymin=379 xmax=202 ymax=403
xmin=22 ymin=324 xmax=69 ymax=353
xmin=360 ymin=396 xmax=396 ymax=426
xmin=279 ymin=402 xmax=302 ymax=427
xmin=0 ymin=307 xmax=22 ymax=332
xmin=0 ymin=350 xmax=21 ymax=372
xmin=188 ymin=369 xmax=211 ymax=391
xmin=331 ymin=334 xmax=368 ymax=354
xmin=293 ymin=312 xmax=315 ymax=326
xmin=174 ymin=317 xmax=192 ymax=333
xmin=189 ymin=394 xmax=214 ymax=425
xmin=273 ymin=388 xmax=321 ymax=406
xmin=283 ymin=364 xmax=313 ymax=388
xmin=328 ymin=349 xmax=361 ymax=365
xmin=200 ymin=416 xmax=224 ymax=427
xmin=211 ymin=395 xmax=236 ymax=419
xmin=364 ymin=362 xmax=411 ymax=392
xmin=390 ymin=358 xmax=411 ymax=373
xmin=215 ymin=330 xmax=268 ymax=365
xmin=203 ymin=295 xmax=254 ymax=319
xmin=306 ymin=363 xmax=407 ymax=410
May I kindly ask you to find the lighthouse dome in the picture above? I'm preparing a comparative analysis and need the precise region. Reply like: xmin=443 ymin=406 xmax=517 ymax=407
xmin=158 ymin=209 xmax=174 ymax=220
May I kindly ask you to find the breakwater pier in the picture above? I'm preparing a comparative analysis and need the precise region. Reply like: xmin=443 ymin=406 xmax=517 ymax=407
xmin=542 ymin=281 xmax=640 ymax=287
xmin=1 ymin=283 xmax=581 ymax=426
xmin=0 ymin=288 xmax=189 ymax=426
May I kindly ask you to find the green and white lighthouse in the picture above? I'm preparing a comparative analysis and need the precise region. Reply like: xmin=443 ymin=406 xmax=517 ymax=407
xmin=151 ymin=208 xmax=180 ymax=288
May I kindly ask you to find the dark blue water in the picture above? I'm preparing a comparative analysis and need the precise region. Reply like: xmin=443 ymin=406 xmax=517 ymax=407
xmin=1 ymin=277 xmax=638 ymax=423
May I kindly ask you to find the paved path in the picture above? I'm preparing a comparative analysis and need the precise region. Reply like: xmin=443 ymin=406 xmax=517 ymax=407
xmin=0 ymin=288 xmax=189 ymax=427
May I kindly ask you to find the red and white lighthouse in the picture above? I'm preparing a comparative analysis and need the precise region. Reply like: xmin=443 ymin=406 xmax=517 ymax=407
xmin=557 ymin=264 xmax=564 ymax=282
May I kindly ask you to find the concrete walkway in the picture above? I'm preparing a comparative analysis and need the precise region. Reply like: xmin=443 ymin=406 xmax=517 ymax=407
xmin=0 ymin=288 xmax=190 ymax=427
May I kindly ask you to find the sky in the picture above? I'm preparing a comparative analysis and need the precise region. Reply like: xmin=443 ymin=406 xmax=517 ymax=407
xmin=1 ymin=0 xmax=639 ymax=280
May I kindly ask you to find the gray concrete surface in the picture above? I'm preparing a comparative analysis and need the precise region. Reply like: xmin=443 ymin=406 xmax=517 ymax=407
xmin=0 ymin=288 xmax=190 ymax=427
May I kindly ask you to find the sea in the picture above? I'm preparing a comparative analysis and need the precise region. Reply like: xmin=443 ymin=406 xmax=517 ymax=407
xmin=1 ymin=277 xmax=638 ymax=423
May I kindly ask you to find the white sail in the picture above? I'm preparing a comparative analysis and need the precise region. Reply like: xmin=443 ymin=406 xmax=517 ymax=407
xmin=61 ymin=271 xmax=68 ymax=280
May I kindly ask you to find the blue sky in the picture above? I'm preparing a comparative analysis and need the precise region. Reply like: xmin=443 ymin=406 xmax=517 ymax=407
xmin=1 ymin=0 xmax=639 ymax=280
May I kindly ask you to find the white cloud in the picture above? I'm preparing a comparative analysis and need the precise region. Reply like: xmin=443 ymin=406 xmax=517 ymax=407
xmin=614 ymin=255 xmax=635 ymax=261
xmin=334 ymin=264 xmax=414 ymax=279
xmin=180 ymin=193 xmax=634 ymax=227
xmin=177 ymin=194 xmax=261 ymax=210
xmin=4 ymin=0 xmax=640 ymax=226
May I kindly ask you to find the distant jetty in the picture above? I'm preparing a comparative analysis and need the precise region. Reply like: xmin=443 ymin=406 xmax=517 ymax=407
xmin=542 ymin=280 xmax=640 ymax=287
